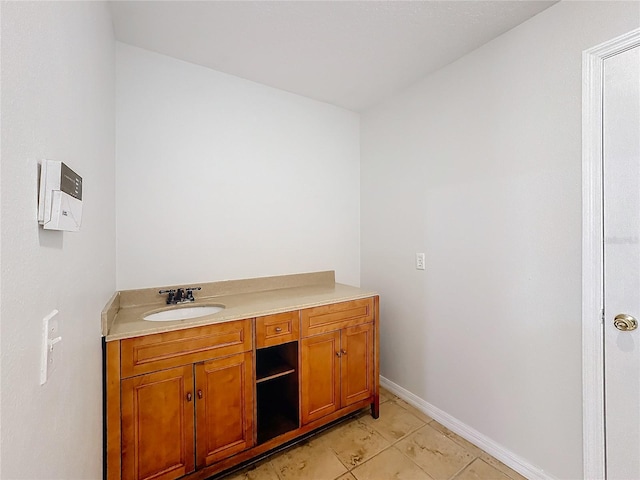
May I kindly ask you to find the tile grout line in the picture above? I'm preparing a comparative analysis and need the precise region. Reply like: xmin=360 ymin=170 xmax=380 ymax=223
xmin=448 ymin=457 xmax=480 ymax=480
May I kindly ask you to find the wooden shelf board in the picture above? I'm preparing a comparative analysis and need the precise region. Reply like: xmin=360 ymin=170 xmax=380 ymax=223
xmin=256 ymin=365 xmax=296 ymax=383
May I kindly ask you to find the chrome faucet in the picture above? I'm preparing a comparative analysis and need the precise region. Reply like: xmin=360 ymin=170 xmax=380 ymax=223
xmin=159 ymin=286 xmax=202 ymax=305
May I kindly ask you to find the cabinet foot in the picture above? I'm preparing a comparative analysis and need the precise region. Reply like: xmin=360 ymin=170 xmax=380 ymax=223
xmin=371 ymin=397 xmax=379 ymax=419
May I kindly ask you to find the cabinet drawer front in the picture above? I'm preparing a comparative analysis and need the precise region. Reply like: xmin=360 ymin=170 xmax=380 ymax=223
xmin=301 ymin=298 xmax=373 ymax=337
xmin=256 ymin=311 xmax=299 ymax=348
xmin=121 ymin=319 xmax=252 ymax=378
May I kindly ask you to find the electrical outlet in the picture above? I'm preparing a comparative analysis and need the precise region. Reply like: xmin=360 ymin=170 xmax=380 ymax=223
xmin=416 ymin=253 xmax=426 ymax=270
xmin=40 ymin=310 xmax=62 ymax=385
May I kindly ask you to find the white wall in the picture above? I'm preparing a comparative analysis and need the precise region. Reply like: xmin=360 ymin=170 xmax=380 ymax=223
xmin=360 ymin=2 xmax=640 ymax=479
xmin=0 ymin=2 xmax=115 ymax=478
xmin=116 ymin=43 xmax=361 ymax=290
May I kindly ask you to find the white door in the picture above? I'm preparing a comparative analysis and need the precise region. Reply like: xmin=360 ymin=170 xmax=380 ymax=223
xmin=603 ymin=44 xmax=640 ymax=480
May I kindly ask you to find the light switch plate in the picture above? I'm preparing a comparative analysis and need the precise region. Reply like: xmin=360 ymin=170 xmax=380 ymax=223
xmin=40 ymin=309 xmax=61 ymax=385
xmin=416 ymin=253 xmax=426 ymax=270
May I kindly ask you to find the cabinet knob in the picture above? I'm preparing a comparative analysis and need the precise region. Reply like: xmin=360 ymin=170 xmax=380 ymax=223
xmin=275 ymin=327 xmax=283 ymax=333
xmin=341 ymin=349 xmax=347 ymax=356
xmin=197 ymin=390 xmax=203 ymax=399
xmin=336 ymin=351 xmax=342 ymax=357
xmin=186 ymin=392 xmax=192 ymax=402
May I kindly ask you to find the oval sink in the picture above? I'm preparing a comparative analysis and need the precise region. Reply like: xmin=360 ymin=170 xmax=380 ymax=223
xmin=143 ymin=305 xmax=225 ymax=322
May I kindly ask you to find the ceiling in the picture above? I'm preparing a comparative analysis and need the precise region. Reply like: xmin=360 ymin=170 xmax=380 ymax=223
xmin=109 ymin=1 xmax=557 ymax=112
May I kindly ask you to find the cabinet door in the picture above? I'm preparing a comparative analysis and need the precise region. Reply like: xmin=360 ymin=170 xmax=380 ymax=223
xmin=121 ymin=366 xmax=195 ymax=480
xmin=341 ymin=323 xmax=374 ymax=407
xmin=195 ymin=352 xmax=254 ymax=467
xmin=301 ymin=330 xmax=341 ymax=424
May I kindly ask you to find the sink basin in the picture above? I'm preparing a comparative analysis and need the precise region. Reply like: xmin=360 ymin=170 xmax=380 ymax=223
xmin=143 ymin=305 xmax=225 ymax=322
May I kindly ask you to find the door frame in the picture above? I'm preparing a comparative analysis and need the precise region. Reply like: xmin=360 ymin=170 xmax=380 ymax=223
xmin=582 ymin=28 xmax=640 ymax=480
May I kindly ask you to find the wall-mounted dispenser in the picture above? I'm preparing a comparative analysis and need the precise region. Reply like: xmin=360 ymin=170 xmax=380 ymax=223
xmin=37 ymin=160 xmax=83 ymax=231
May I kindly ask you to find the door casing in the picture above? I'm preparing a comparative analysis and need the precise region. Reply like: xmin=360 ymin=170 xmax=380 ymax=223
xmin=582 ymin=27 xmax=640 ymax=480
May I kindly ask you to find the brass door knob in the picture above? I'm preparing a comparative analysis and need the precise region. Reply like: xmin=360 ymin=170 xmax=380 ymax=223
xmin=614 ymin=314 xmax=638 ymax=331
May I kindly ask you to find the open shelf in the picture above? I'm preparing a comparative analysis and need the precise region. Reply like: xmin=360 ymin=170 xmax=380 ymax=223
xmin=256 ymin=364 xmax=295 ymax=383
xmin=256 ymin=342 xmax=299 ymax=444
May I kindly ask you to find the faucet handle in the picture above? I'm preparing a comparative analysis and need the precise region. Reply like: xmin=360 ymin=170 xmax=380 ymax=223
xmin=159 ymin=289 xmax=177 ymax=304
xmin=184 ymin=286 xmax=201 ymax=301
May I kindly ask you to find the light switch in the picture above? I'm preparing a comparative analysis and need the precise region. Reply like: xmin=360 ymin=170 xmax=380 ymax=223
xmin=416 ymin=253 xmax=426 ymax=270
xmin=40 ymin=309 xmax=61 ymax=385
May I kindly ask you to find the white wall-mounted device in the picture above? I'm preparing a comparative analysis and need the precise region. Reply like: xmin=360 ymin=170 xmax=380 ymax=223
xmin=38 ymin=160 xmax=83 ymax=231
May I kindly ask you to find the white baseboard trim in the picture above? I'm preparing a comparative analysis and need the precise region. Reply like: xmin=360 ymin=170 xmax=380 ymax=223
xmin=379 ymin=376 xmax=558 ymax=480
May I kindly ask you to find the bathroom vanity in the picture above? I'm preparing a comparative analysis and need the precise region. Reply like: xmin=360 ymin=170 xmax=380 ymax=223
xmin=102 ymin=271 xmax=379 ymax=480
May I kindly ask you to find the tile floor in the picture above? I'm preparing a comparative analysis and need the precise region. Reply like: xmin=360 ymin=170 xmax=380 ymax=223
xmin=223 ymin=388 xmax=528 ymax=480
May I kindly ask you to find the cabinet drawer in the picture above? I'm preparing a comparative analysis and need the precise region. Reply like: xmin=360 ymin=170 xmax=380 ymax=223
xmin=256 ymin=311 xmax=299 ymax=348
xmin=121 ymin=319 xmax=252 ymax=378
xmin=301 ymin=298 xmax=373 ymax=337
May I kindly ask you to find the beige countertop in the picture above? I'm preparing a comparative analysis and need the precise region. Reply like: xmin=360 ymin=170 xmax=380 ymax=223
xmin=102 ymin=271 xmax=377 ymax=341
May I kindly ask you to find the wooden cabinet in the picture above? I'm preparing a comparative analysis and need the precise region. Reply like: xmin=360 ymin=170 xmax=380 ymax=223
xmin=300 ymin=298 xmax=375 ymax=425
xmin=301 ymin=321 xmax=374 ymax=425
xmin=107 ymin=296 xmax=378 ymax=480
xmin=114 ymin=320 xmax=254 ymax=480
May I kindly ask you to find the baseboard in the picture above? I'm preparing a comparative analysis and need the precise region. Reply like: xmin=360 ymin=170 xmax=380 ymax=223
xmin=379 ymin=376 xmax=558 ymax=480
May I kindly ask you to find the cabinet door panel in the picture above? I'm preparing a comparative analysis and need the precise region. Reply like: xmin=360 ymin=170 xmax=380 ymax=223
xmin=121 ymin=366 xmax=195 ymax=480
xmin=195 ymin=352 xmax=254 ymax=467
xmin=341 ymin=323 xmax=374 ymax=407
xmin=301 ymin=331 xmax=341 ymax=424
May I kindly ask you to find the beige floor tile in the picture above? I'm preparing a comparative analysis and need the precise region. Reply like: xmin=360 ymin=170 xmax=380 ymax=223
xmin=478 ymin=453 xmax=528 ymax=480
xmin=351 ymin=447 xmax=434 ymax=480
xmin=222 ymin=460 xmax=280 ymax=480
xmin=359 ymin=400 xmax=426 ymax=443
xmin=396 ymin=424 xmax=474 ymax=480
xmin=335 ymin=473 xmax=357 ymax=480
xmin=428 ymin=422 xmax=484 ymax=458
xmin=379 ymin=387 xmax=397 ymax=404
xmin=314 ymin=416 xmax=360 ymax=439
xmin=454 ymin=458 xmax=512 ymax=480
xmin=269 ymin=439 xmax=348 ymax=480
xmin=392 ymin=397 xmax=434 ymax=424
xmin=316 ymin=417 xmax=391 ymax=468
